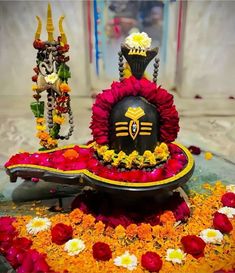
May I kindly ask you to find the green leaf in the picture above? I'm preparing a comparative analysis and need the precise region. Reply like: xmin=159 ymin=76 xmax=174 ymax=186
xmin=58 ymin=63 xmax=71 ymax=81
xmin=49 ymin=123 xmax=61 ymax=138
xmin=30 ymin=101 xmax=44 ymax=118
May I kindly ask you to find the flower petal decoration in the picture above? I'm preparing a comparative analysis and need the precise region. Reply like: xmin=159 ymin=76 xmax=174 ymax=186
xmin=221 ymin=192 xmax=235 ymax=208
xmin=141 ymin=251 xmax=162 ymax=272
xmin=64 ymin=238 xmax=85 ymax=256
xmin=125 ymin=32 xmax=151 ymax=50
xmin=165 ymin=248 xmax=185 ymax=264
xmin=200 ymin=228 xmax=223 ymax=244
xmin=92 ymin=242 xmax=112 ymax=261
xmin=181 ymin=235 xmax=206 ymax=259
xmin=218 ymin=207 xmax=235 ymax=218
xmin=26 ymin=217 xmax=51 ymax=235
xmin=51 ymin=223 xmax=73 ymax=245
xmin=213 ymin=212 xmax=233 ymax=233
xmin=45 ymin=72 xmax=58 ymax=84
xmin=114 ymin=251 xmax=137 ymax=271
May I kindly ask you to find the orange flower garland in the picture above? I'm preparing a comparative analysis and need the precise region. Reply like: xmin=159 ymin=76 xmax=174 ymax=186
xmin=1 ymin=182 xmax=235 ymax=273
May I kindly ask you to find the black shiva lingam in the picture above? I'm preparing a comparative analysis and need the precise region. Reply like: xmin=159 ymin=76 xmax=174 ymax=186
xmin=5 ymin=29 xmax=194 ymax=198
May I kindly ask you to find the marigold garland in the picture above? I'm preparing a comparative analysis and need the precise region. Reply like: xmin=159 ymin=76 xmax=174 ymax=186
xmin=1 ymin=182 xmax=235 ymax=273
xmin=94 ymin=142 xmax=170 ymax=169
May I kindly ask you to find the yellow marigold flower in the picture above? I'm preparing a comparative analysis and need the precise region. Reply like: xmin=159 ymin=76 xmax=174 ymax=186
xmin=60 ymin=82 xmax=71 ymax=93
xmin=36 ymin=131 xmax=49 ymax=140
xmin=97 ymin=145 xmax=109 ymax=155
xmin=137 ymin=223 xmax=152 ymax=241
xmin=205 ymin=151 xmax=213 ymax=160
xmin=32 ymin=84 xmax=38 ymax=91
xmin=53 ymin=115 xmax=65 ymax=125
xmin=143 ymin=150 xmax=156 ymax=165
xmin=115 ymin=225 xmax=126 ymax=239
xmin=36 ymin=117 xmax=45 ymax=124
xmin=69 ymin=209 xmax=83 ymax=224
xmin=36 ymin=125 xmax=46 ymax=131
xmin=103 ymin=150 xmax=115 ymax=162
xmin=47 ymin=138 xmax=58 ymax=146
xmin=117 ymin=151 xmax=126 ymax=159
xmin=126 ymin=224 xmax=138 ymax=238
xmin=129 ymin=150 xmax=138 ymax=160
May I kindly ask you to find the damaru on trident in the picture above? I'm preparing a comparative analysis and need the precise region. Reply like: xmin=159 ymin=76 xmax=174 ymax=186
xmin=31 ymin=4 xmax=74 ymax=150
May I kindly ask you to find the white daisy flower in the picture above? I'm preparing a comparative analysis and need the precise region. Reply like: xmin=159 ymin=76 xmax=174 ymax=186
xmin=200 ymin=228 xmax=223 ymax=244
xmin=64 ymin=238 xmax=85 ymax=256
xmin=114 ymin=251 xmax=137 ymax=271
xmin=218 ymin=206 xmax=235 ymax=218
xmin=45 ymin=72 xmax=58 ymax=84
xmin=166 ymin=248 xmax=185 ymax=264
xmin=26 ymin=217 xmax=51 ymax=235
xmin=125 ymin=32 xmax=151 ymax=50
xmin=226 ymin=184 xmax=235 ymax=193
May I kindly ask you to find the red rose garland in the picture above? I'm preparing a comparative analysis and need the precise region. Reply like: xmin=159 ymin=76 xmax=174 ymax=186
xmin=90 ymin=76 xmax=179 ymax=145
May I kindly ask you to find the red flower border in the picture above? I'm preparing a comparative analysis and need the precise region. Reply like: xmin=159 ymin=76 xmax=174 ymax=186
xmin=90 ymin=76 xmax=179 ymax=145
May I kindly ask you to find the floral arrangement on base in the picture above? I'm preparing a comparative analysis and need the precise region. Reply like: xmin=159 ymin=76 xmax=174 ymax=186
xmin=5 ymin=143 xmax=187 ymax=183
xmin=0 ymin=182 xmax=235 ymax=273
xmin=93 ymin=142 xmax=170 ymax=169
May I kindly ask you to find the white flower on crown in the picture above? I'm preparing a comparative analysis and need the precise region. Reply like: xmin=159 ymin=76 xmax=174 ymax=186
xmin=125 ymin=32 xmax=152 ymax=50
xmin=218 ymin=206 xmax=235 ymax=218
xmin=45 ymin=72 xmax=58 ymax=84
xmin=200 ymin=228 xmax=223 ymax=244
xmin=26 ymin=217 xmax=51 ymax=235
xmin=114 ymin=251 xmax=137 ymax=271
xmin=64 ymin=238 xmax=85 ymax=256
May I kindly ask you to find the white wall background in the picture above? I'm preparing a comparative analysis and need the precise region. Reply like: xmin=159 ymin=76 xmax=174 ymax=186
xmin=0 ymin=1 xmax=90 ymax=96
xmin=178 ymin=1 xmax=235 ymax=98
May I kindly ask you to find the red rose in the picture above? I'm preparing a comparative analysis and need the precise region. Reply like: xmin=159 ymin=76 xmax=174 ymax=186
xmin=51 ymin=223 xmax=73 ymax=245
xmin=213 ymin=212 xmax=233 ymax=233
xmin=221 ymin=192 xmax=235 ymax=208
xmin=13 ymin=237 xmax=32 ymax=250
xmin=173 ymin=200 xmax=190 ymax=222
xmin=141 ymin=251 xmax=162 ymax=272
xmin=92 ymin=242 xmax=112 ymax=261
xmin=181 ymin=235 xmax=206 ymax=259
